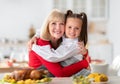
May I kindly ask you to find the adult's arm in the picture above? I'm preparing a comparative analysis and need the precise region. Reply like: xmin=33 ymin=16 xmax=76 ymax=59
xmin=28 ymin=50 xmax=42 ymax=69
xmin=35 ymin=52 xmax=89 ymax=77
xmin=83 ymin=49 xmax=91 ymax=63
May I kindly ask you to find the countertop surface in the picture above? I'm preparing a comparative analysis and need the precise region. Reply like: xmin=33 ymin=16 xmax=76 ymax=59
xmin=0 ymin=74 xmax=120 ymax=84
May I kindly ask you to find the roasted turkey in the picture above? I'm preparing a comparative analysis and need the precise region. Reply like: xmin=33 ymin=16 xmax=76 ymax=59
xmin=10 ymin=68 xmax=49 ymax=81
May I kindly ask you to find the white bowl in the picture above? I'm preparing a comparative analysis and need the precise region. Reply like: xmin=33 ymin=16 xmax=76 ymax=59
xmin=90 ymin=63 xmax=109 ymax=74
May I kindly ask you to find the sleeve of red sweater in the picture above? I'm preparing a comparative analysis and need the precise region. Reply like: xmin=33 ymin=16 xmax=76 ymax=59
xmin=83 ymin=49 xmax=91 ymax=63
xmin=37 ymin=56 xmax=89 ymax=77
xmin=35 ymin=38 xmax=89 ymax=77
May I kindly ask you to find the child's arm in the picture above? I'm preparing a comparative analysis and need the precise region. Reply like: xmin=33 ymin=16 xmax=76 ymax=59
xmin=28 ymin=29 xmax=40 ymax=51
xmin=32 ymin=44 xmax=78 ymax=62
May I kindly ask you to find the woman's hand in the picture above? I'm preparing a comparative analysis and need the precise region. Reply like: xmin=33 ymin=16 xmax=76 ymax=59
xmin=77 ymin=41 xmax=87 ymax=55
xmin=27 ymin=36 xmax=37 ymax=51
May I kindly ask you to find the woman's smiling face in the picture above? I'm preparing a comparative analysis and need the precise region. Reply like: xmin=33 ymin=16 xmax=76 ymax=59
xmin=49 ymin=20 xmax=65 ymax=40
xmin=65 ymin=18 xmax=82 ymax=39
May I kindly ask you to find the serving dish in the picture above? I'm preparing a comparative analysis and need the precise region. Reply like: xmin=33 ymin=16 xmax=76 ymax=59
xmin=0 ymin=79 xmax=51 ymax=84
xmin=0 ymin=74 xmax=52 ymax=84
xmin=91 ymin=81 xmax=108 ymax=84
xmin=0 ymin=68 xmax=52 ymax=84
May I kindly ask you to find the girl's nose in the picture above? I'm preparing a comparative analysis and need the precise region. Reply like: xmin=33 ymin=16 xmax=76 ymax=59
xmin=70 ymin=28 xmax=75 ymax=33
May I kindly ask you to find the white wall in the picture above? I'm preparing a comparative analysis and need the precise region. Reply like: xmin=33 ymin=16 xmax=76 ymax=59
xmin=0 ymin=0 xmax=120 ymax=58
xmin=107 ymin=0 xmax=120 ymax=57
xmin=0 ymin=0 xmax=53 ymax=40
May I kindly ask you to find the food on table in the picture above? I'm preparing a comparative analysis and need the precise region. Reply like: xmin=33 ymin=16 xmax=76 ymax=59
xmin=73 ymin=72 xmax=108 ymax=84
xmin=73 ymin=75 xmax=91 ymax=84
xmin=87 ymin=72 xmax=108 ymax=82
xmin=1 ymin=68 xmax=52 ymax=84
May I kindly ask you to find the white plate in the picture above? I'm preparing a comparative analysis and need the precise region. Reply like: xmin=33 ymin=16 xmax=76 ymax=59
xmin=1 ymin=82 xmax=50 ymax=84
xmin=38 ymin=82 xmax=50 ymax=84
xmin=91 ymin=81 xmax=108 ymax=84
xmin=0 ymin=80 xmax=51 ymax=84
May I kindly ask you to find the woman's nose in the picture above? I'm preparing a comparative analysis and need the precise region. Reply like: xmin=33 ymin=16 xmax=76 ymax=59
xmin=56 ymin=24 xmax=60 ymax=29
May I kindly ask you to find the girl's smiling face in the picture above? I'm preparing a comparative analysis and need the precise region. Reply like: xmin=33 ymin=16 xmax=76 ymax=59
xmin=65 ymin=18 xmax=82 ymax=39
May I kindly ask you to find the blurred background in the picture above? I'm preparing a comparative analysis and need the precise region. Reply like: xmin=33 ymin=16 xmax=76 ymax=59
xmin=0 ymin=0 xmax=119 ymax=66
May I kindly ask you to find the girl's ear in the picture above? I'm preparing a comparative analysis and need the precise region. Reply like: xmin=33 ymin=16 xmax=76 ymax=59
xmin=66 ymin=10 xmax=73 ymax=16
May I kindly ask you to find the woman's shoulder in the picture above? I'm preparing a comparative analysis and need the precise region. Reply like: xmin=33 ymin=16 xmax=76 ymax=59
xmin=36 ymin=38 xmax=50 ymax=46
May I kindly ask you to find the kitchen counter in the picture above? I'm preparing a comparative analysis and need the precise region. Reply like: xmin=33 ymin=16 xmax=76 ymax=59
xmin=50 ymin=77 xmax=120 ymax=84
xmin=0 ymin=61 xmax=29 ymax=73
xmin=0 ymin=75 xmax=120 ymax=84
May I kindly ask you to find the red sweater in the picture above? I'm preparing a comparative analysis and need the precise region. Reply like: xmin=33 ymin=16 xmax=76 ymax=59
xmin=29 ymin=38 xmax=89 ymax=77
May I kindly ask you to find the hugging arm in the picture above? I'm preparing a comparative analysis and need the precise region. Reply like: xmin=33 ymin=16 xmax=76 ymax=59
xmin=36 ymin=54 xmax=89 ymax=77
xmin=78 ymin=42 xmax=91 ymax=63
xmin=27 ymin=29 xmax=40 ymax=51
xmin=30 ymin=38 xmax=89 ymax=77
xmin=32 ymin=44 xmax=78 ymax=62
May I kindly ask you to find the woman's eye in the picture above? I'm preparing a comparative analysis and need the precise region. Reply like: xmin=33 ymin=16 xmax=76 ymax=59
xmin=52 ymin=22 xmax=56 ymax=25
xmin=60 ymin=23 xmax=64 ymax=25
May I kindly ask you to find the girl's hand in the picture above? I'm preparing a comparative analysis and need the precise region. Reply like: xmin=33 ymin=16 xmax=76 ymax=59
xmin=27 ymin=36 xmax=37 ymax=51
xmin=77 ymin=41 xmax=87 ymax=55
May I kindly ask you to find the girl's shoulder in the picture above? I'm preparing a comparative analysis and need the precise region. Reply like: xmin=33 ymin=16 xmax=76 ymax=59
xmin=36 ymin=38 xmax=50 ymax=46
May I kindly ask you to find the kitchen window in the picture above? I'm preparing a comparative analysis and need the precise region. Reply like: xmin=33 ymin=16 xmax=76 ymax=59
xmin=53 ymin=0 xmax=67 ymax=12
xmin=89 ymin=0 xmax=109 ymax=21
xmin=53 ymin=0 xmax=109 ymax=21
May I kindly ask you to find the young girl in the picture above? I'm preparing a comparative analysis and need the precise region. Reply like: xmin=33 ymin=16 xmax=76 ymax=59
xmin=32 ymin=10 xmax=90 ymax=67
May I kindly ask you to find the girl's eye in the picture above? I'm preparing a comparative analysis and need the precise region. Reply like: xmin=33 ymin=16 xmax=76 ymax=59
xmin=75 ymin=27 xmax=80 ymax=30
xmin=68 ymin=26 xmax=72 ymax=29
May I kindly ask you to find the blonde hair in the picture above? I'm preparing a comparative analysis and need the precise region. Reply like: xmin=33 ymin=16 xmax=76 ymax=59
xmin=40 ymin=9 xmax=65 ymax=41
